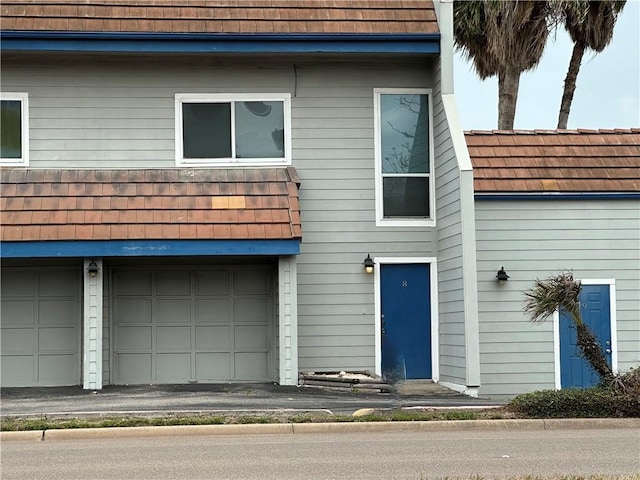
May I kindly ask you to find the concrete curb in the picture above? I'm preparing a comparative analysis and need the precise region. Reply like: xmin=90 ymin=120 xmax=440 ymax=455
xmin=2 ymin=418 xmax=638 ymax=442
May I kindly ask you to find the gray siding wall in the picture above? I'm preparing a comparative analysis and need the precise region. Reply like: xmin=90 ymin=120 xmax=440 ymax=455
xmin=2 ymin=56 xmax=443 ymax=375
xmin=476 ymin=199 xmax=640 ymax=399
xmin=2 ymin=58 xmax=292 ymax=168
xmin=292 ymin=61 xmax=437 ymax=373
xmin=431 ymin=63 xmax=466 ymax=386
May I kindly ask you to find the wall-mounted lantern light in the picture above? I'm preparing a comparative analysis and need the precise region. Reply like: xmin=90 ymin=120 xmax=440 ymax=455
xmin=496 ymin=266 xmax=509 ymax=285
xmin=363 ymin=254 xmax=375 ymax=274
xmin=87 ymin=260 xmax=100 ymax=278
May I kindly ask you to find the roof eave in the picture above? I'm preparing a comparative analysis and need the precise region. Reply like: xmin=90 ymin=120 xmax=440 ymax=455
xmin=474 ymin=192 xmax=640 ymax=200
xmin=0 ymin=31 xmax=441 ymax=54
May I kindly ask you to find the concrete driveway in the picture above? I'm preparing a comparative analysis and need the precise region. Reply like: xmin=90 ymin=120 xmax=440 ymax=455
xmin=0 ymin=383 xmax=502 ymax=418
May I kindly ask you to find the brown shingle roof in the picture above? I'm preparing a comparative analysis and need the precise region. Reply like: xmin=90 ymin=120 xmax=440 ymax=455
xmin=0 ymin=1 xmax=438 ymax=34
xmin=0 ymin=167 xmax=302 ymax=242
xmin=467 ymin=129 xmax=640 ymax=193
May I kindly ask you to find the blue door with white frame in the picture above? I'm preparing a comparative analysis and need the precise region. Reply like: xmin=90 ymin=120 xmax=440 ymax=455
xmin=559 ymin=284 xmax=612 ymax=389
xmin=381 ymin=263 xmax=431 ymax=382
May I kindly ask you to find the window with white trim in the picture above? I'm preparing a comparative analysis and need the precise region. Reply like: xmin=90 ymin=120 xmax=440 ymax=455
xmin=1 ymin=93 xmax=29 ymax=166
xmin=175 ymin=93 xmax=291 ymax=166
xmin=374 ymin=89 xmax=434 ymax=226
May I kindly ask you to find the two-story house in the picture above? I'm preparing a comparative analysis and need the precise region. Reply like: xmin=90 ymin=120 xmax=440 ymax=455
xmin=1 ymin=0 xmax=481 ymax=395
xmin=3 ymin=2 xmax=637 ymax=400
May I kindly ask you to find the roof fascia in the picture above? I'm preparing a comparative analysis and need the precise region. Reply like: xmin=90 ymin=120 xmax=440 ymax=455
xmin=0 ymin=239 xmax=301 ymax=258
xmin=475 ymin=193 xmax=640 ymax=201
xmin=0 ymin=31 xmax=441 ymax=54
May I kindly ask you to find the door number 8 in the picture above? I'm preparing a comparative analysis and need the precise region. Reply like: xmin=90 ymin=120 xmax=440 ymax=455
xmin=402 ymin=280 xmax=408 ymax=287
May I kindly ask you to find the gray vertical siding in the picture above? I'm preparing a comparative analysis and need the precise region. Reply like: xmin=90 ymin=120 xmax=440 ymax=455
xmin=431 ymin=64 xmax=466 ymax=386
xmin=476 ymin=199 xmax=640 ymax=399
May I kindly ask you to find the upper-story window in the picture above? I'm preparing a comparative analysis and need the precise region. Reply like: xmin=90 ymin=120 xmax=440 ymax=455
xmin=1 ymin=93 xmax=29 ymax=166
xmin=175 ymin=93 xmax=291 ymax=167
xmin=374 ymin=89 xmax=434 ymax=227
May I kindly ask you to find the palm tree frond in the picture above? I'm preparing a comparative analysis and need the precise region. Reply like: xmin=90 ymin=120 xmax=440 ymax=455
xmin=522 ymin=271 xmax=582 ymax=324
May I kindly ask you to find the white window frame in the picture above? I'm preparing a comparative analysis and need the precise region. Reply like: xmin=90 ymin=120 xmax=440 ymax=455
xmin=374 ymin=88 xmax=435 ymax=227
xmin=1 ymin=92 xmax=29 ymax=166
xmin=175 ymin=93 xmax=292 ymax=167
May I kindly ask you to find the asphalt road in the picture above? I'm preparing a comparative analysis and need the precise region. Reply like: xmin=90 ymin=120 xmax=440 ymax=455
xmin=2 ymin=427 xmax=639 ymax=479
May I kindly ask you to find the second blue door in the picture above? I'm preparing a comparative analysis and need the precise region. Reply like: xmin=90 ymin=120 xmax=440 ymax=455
xmin=559 ymin=284 xmax=612 ymax=389
xmin=381 ymin=263 xmax=431 ymax=381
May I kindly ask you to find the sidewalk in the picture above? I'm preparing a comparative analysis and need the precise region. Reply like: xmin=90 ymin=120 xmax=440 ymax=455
xmin=0 ymin=383 xmax=502 ymax=419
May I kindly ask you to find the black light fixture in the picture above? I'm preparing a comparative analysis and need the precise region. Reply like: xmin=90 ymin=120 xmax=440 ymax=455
xmin=363 ymin=254 xmax=375 ymax=274
xmin=496 ymin=266 xmax=509 ymax=285
xmin=87 ymin=260 xmax=100 ymax=278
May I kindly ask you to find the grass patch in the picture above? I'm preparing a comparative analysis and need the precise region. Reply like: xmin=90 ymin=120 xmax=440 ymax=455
xmin=0 ymin=408 xmax=507 ymax=432
xmin=0 ymin=415 xmax=228 ymax=431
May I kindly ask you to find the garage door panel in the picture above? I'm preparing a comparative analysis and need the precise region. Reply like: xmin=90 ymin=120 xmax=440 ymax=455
xmin=196 ymin=353 xmax=230 ymax=381
xmin=116 ymin=326 xmax=152 ymax=350
xmin=1 ymin=356 xmax=34 ymax=385
xmin=38 ymin=327 xmax=76 ymax=352
xmin=1 ymin=301 xmax=35 ymax=325
xmin=114 ymin=271 xmax=152 ymax=296
xmin=1 ymin=271 xmax=34 ymax=297
xmin=156 ymin=299 xmax=191 ymax=324
xmin=234 ymin=270 xmax=268 ymax=295
xmin=235 ymin=352 xmax=268 ymax=380
xmin=195 ymin=271 xmax=229 ymax=296
xmin=156 ymin=272 xmax=191 ymax=296
xmin=114 ymin=267 xmax=274 ymax=384
xmin=195 ymin=326 xmax=230 ymax=350
xmin=195 ymin=299 xmax=230 ymax=324
xmin=1 ymin=268 xmax=80 ymax=387
xmin=235 ymin=325 xmax=268 ymax=350
xmin=157 ymin=326 xmax=191 ymax=350
xmin=157 ymin=354 xmax=191 ymax=382
xmin=39 ymin=300 xmax=78 ymax=324
xmin=1 ymin=329 xmax=34 ymax=354
xmin=38 ymin=355 xmax=77 ymax=385
xmin=39 ymin=271 xmax=78 ymax=297
xmin=235 ymin=299 xmax=270 ymax=324
xmin=117 ymin=354 xmax=152 ymax=384
xmin=116 ymin=298 xmax=152 ymax=323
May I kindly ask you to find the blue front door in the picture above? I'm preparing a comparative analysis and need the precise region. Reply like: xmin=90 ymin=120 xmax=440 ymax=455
xmin=381 ymin=263 xmax=431 ymax=381
xmin=559 ymin=284 xmax=612 ymax=388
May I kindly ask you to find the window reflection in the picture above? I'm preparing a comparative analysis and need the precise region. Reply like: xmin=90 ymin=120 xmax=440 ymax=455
xmin=381 ymin=94 xmax=429 ymax=174
xmin=236 ymin=101 xmax=285 ymax=158
xmin=1 ymin=100 xmax=22 ymax=159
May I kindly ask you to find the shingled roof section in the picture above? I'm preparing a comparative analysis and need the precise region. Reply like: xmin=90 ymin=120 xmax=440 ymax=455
xmin=0 ymin=1 xmax=438 ymax=35
xmin=0 ymin=167 xmax=302 ymax=242
xmin=467 ymin=129 xmax=640 ymax=194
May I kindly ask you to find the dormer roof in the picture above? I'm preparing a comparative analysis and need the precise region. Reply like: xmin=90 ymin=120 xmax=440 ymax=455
xmin=467 ymin=129 xmax=640 ymax=194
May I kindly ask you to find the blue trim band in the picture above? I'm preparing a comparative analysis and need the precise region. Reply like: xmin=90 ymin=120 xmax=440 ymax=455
xmin=0 ymin=31 xmax=440 ymax=54
xmin=475 ymin=193 xmax=640 ymax=201
xmin=0 ymin=239 xmax=300 ymax=258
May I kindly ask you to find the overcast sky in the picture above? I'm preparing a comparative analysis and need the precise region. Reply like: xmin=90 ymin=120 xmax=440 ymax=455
xmin=453 ymin=0 xmax=640 ymax=131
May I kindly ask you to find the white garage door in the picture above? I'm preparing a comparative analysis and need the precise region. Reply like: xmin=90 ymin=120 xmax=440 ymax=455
xmin=113 ymin=267 xmax=274 ymax=384
xmin=1 ymin=268 xmax=81 ymax=387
